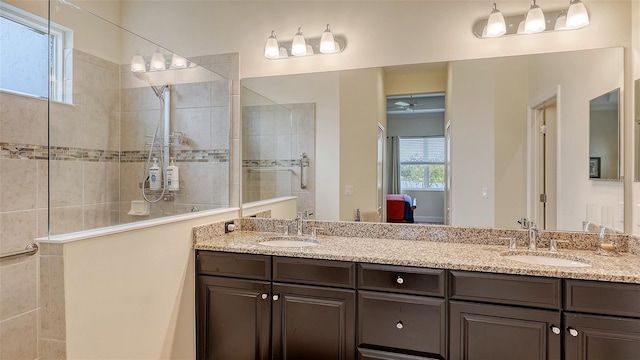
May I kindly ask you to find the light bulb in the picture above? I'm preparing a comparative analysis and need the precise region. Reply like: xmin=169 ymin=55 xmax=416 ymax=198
xmin=319 ymin=24 xmax=336 ymax=53
xmin=264 ymin=31 xmax=279 ymax=59
xmin=566 ymin=0 xmax=589 ymax=29
xmin=524 ymin=1 xmax=546 ymax=34
xmin=130 ymin=54 xmax=146 ymax=73
xmin=170 ymin=54 xmax=187 ymax=69
xmin=485 ymin=3 xmax=506 ymax=37
xmin=149 ymin=50 xmax=166 ymax=71
xmin=291 ymin=27 xmax=307 ymax=56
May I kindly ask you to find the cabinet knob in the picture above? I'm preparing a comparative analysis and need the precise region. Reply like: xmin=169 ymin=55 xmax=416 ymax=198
xmin=396 ymin=276 xmax=404 ymax=284
xmin=550 ymin=326 xmax=561 ymax=335
xmin=261 ymin=293 xmax=268 ymax=300
xmin=568 ymin=328 xmax=579 ymax=337
xmin=272 ymin=294 xmax=280 ymax=301
xmin=396 ymin=321 xmax=403 ymax=329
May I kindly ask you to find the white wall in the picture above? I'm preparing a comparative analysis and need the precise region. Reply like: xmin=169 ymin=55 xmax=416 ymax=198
xmin=339 ymin=68 xmax=385 ymax=220
xmin=57 ymin=210 xmax=239 ymax=360
xmin=120 ymin=1 xmax=632 ymax=79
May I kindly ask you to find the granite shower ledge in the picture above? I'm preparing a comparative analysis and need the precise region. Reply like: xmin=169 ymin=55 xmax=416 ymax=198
xmin=194 ymin=231 xmax=640 ymax=284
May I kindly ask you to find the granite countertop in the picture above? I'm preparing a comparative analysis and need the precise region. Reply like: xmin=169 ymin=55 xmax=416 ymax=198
xmin=194 ymin=231 xmax=640 ymax=284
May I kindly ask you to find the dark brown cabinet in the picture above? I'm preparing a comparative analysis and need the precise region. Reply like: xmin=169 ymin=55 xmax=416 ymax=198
xmin=196 ymin=251 xmax=355 ymax=360
xmin=450 ymin=301 xmax=561 ymax=360
xmin=564 ymin=312 xmax=640 ymax=360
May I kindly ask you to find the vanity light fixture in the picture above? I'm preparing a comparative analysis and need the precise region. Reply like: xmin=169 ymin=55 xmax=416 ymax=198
xmin=130 ymin=50 xmax=194 ymax=73
xmin=264 ymin=31 xmax=279 ymax=59
xmin=566 ymin=0 xmax=589 ymax=29
xmin=474 ymin=0 xmax=590 ymax=38
xmin=291 ymin=27 xmax=307 ymax=56
xmin=130 ymin=54 xmax=146 ymax=73
xmin=485 ymin=3 xmax=506 ymax=38
xmin=263 ymin=24 xmax=345 ymax=59
xmin=149 ymin=50 xmax=167 ymax=71
xmin=524 ymin=0 xmax=546 ymax=34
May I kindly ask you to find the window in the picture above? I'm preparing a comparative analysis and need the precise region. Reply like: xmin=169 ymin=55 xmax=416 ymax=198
xmin=399 ymin=136 xmax=445 ymax=191
xmin=0 ymin=1 xmax=72 ymax=102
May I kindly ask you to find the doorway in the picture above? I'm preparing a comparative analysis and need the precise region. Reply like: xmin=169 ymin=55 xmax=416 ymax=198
xmin=529 ymin=90 xmax=559 ymax=230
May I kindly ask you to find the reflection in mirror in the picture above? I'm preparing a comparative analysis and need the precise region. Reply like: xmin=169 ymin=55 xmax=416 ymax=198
xmin=241 ymin=87 xmax=316 ymax=214
xmin=241 ymin=47 xmax=625 ymax=232
xmin=635 ymin=80 xmax=640 ymax=181
xmin=589 ymin=89 xmax=620 ymax=180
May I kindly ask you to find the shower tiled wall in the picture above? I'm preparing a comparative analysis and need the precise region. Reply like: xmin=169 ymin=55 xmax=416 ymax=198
xmin=242 ymin=103 xmax=316 ymax=214
xmin=0 ymin=50 xmax=237 ymax=359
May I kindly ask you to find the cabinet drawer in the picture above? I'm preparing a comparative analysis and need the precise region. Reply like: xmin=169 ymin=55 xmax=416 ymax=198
xmin=358 ymin=347 xmax=438 ymax=360
xmin=358 ymin=263 xmax=446 ymax=297
xmin=196 ymin=251 xmax=271 ymax=280
xmin=565 ymin=279 xmax=640 ymax=318
xmin=449 ymin=271 xmax=561 ymax=309
xmin=358 ymin=290 xmax=446 ymax=358
xmin=273 ymin=256 xmax=356 ymax=288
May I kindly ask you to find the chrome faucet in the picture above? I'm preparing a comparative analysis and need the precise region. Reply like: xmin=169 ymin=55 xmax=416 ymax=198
xmin=528 ymin=222 xmax=539 ymax=251
xmin=296 ymin=212 xmax=304 ymax=237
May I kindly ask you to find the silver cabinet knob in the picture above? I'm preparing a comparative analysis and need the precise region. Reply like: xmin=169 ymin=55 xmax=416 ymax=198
xmin=568 ymin=328 xmax=578 ymax=337
xmin=396 ymin=276 xmax=404 ymax=284
xmin=272 ymin=294 xmax=279 ymax=301
xmin=551 ymin=326 xmax=561 ymax=335
xmin=396 ymin=321 xmax=403 ymax=329
xmin=261 ymin=293 xmax=268 ymax=300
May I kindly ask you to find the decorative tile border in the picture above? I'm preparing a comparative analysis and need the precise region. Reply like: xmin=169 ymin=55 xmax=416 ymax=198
xmin=0 ymin=142 xmax=229 ymax=163
xmin=242 ymin=159 xmax=299 ymax=168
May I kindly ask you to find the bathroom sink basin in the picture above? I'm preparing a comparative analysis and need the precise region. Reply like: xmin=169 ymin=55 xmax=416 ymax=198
xmin=258 ymin=237 xmax=318 ymax=247
xmin=502 ymin=253 xmax=591 ymax=267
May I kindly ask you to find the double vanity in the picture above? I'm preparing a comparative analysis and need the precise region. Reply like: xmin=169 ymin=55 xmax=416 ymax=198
xmin=193 ymin=218 xmax=640 ymax=360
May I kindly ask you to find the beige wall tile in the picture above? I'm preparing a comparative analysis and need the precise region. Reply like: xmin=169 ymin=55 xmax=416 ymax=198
xmin=40 ymin=338 xmax=66 ymax=360
xmin=40 ymin=255 xmax=66 ymax=341
xmin=0 ymin=159 xmax=37 ymax=212
xmin=0 ymin=92 xmax=47 ymax=146
xmin=173 ymin=107 xmax=212 ymax=149
xmin=47 ymin=207 xmax=84 ymax=236
xmin=49 ymin=161 xmax=83 ymax=208
xmin=0 ymin=210 xmax=37 ymax=255
xmin=0 ymin=259 xmax=38 ymax=321
xmin=0 ymin=310 xmax=38 ymax=360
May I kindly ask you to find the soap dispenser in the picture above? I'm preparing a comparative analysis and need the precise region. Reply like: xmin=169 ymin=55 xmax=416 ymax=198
xmin=149 ymin=158 xmax=161 ymax=190
xmin=166 ymin=157 xmax=179 ymax=191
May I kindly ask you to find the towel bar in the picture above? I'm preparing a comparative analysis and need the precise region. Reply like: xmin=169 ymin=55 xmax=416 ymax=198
xmin=0 ymin=243 xmax=39 ymax=260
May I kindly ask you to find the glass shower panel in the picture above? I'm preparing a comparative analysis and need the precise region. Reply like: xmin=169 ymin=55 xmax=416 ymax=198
xmin=241 ymin=86 xmax=296 ymax=204
xmin=47 ymin=0 xmax=231 ymax=236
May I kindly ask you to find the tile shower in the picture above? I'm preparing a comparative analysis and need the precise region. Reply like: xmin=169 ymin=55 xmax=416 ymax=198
xmin=0 ymin=1 xmax=234 ymax=357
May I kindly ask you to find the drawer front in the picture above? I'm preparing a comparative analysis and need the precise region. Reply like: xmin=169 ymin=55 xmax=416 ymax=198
xmin=196 ymin=251 xmax=271 ymax=280
xmin=358 ymin=263 xmax=446 ymax=297
xmin=358 ymin=347 xmax=438 ymax=360
xmin=358 ymin=290 xmax=446 ymax=358
xmin=449 ymin=271 xmax=561 ymax=309
xmin=565 ymin=279 xmax=640 ymax=318
xmin=273 ymin=256 xmax=356 ymax=288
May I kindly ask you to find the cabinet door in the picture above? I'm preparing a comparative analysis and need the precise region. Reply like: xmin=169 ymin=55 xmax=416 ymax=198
xmin=565 ymin=312 xmax=640 ymax=360
xmin=197 ymin=276 xmax=271 ymax=360
xmin=273 ymin=283 xmax=356 ymax=360
xmin=450 ymin=301 xmax=561 ymax=360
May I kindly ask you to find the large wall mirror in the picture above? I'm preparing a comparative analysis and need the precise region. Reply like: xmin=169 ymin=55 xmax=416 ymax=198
xmin=241 ymin=47 xmax=625 ymax=232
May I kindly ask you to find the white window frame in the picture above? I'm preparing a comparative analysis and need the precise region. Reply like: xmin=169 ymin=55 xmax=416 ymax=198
xmin=0 ymin=1 xmax=73 ymax=103
xmin=399 ymin=136 xmax=445 ymax=192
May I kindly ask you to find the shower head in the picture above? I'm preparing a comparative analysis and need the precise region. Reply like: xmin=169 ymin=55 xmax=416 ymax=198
xmin=133 ymin=72 xmax=170 ymax=99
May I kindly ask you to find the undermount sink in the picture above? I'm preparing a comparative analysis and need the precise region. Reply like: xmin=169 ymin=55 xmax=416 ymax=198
xmin=258 ymin=236 xmax=319 ymax=247
xmin=501 ymin=252 xmax=591 ymax=267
